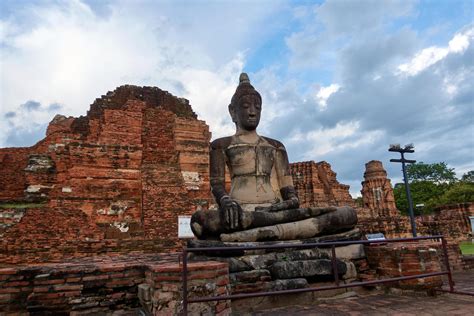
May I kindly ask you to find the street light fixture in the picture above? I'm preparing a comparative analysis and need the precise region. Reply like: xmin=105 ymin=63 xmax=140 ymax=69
xmin=389 ymin=143 xmax=417 ymax=237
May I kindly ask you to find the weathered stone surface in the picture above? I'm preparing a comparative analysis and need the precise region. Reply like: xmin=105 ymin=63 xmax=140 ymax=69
xmin=235 ymin=244 xmax=364 ymax=271
xmin=24 ymin=155 xmax=55 ymax=173
xmin=0 ymin=209 xmax=26 ymax=237
xmin=187 ymin=228 xmax=362 ymax=256
xmin=190 ymin=243 xmax=364 ymax=277
xmin=323 ymin=244 xmax=366 ymax=260
xmin=269 ymin=259 xmax=347 ymax=279
xmin=229 ymin=269 xmax=271 ymax=283
xmin=189 ymin=255 xmax=251 ymax=272
xmin=342 ymin=261 xmax=357 ymax=280
xmin=230 ymin=277 xmax=308 ymax=294
xmin=270 ymin=278 xmax=308 ymax=291
xmin=192 ymin=206 xmax=338 ymax=238
xmin=220 ymin=206 xmax=357 ymax=242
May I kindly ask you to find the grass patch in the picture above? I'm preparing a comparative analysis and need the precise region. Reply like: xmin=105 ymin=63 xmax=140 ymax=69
xmin=460 ymin=242 xmax=474 ymax=255
xmin=0 ymin=202 xmax=47 ymax=209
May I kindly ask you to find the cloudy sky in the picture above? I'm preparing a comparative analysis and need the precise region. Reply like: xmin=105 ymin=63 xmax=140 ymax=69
xmin=1 ymin=0 xmax=473 ymax=196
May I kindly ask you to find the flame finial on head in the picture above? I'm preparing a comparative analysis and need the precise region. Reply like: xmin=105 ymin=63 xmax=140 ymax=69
xmin=239 ymin=73 xmax=250 ymax=84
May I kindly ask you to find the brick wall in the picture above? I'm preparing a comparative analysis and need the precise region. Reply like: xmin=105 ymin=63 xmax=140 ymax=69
xmin=357 ymin=203 xmax=473 ymax=243
xmin=0 ymin=254 xmax=231 ymax=315
xmin=290 ymin=161 xmax=354 ymax=207
xmin=0 ymin=148 xmax=30 ymax=201
xmin=0 ymin=86 xmax=212 ymax=264
xmin=366 ymin=242 xmax=443 ymax=291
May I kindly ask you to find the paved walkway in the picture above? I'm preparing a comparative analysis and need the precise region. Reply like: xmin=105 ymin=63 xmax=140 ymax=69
xmin=250 ymin=271 xmax=474 ymax=315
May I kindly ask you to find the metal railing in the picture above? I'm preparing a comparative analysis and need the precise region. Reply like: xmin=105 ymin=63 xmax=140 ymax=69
xmin=181 ymin=235 xmax=472 ymax=315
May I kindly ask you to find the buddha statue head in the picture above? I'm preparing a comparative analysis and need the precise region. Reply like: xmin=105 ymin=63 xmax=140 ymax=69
xmin=228 ymin=73 xmax=262 ymax=132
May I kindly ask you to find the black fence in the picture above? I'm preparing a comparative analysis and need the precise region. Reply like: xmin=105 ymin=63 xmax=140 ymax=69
xmin=181 ymin=235 xmax=472 ymax=315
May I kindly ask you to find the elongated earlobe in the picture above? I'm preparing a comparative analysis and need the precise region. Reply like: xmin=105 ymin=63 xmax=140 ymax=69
xmin=228 ymin=104 xmax=237 ymax=123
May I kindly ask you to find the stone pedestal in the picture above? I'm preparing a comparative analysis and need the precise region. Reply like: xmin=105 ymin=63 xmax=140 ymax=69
xmin=188 ymin=229 xmax=369 ymax=304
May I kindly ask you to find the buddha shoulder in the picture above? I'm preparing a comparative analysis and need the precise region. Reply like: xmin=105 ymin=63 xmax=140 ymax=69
xmin=210 ymin=137 xmax=232 ymax=151
xmin=261 ymin=136 xmax=286 ymax=151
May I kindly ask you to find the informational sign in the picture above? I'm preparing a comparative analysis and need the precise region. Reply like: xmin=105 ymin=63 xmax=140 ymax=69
xmin=178 ymin=216 xmax=194 ymax=239
xmin=366 ymin=233 xmax=386 ymax=241
xmin=469 ymin=216 xmax=474 ymax=234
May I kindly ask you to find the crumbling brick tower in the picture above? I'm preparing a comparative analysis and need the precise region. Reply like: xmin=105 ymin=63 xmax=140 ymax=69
xmin=290 ymin=161 xmax=354 ymax=207
xmin=0 ymin=85 xmax=212 ymax=262
xmin=360 ymin=160 xmax=399 ymax=218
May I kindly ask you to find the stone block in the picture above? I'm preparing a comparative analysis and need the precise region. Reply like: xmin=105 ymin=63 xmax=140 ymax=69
xmin=229 ymin=269 xmax=271 ymax=283
xmin=269 ymin=259 xmax=347 ymax=279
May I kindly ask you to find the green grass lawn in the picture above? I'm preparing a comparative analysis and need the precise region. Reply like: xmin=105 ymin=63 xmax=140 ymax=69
xmin=460 ymin=242 xmax=474 ymax=255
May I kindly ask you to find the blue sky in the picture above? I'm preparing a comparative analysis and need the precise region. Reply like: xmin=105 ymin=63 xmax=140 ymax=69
xmin=1 ymin=0 xmax=473 ymax=196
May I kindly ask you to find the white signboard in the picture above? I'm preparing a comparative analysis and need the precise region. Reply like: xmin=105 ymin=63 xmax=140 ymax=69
xmin=178 ymin=216 xmax=194 ymax=239
xmin=366 ymin=233 xmax=386 ymax=241
xmin=469 ymin=216 xmax=474 ymax=234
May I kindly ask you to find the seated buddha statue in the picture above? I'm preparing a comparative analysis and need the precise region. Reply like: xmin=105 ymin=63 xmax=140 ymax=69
xmin=191 ymin=73 xmax=357 ymax=242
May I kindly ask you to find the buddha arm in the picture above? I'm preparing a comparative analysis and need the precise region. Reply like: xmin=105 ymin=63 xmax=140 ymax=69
xmin=210 ymin=138 xmax=229 ymax=207
xmin=275 ymin=146 xmax=298 ymax=201
xmin=210 ymin=137 xmax=241 ymax=229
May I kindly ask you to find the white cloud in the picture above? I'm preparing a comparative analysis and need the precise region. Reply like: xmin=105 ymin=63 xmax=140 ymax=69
xmin=315 ymin=83 xmax=340 ymax=109
xmin=397 ymin=26 xmax=474 ymax=76
xmin=162 ymin=56 xmax=245 ymax=139
xmin=1 ymin=0 xmax=472 ymax=198
xmin=287 ymin=121 xmax=383 ymax=157
xmin=0 ymin=0 xmax=284 ymax=146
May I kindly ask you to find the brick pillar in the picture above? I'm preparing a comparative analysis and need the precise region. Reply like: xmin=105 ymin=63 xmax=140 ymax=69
xmin=361 ymin=160 xmax=399 ymax=217
xmin=366 ymin=242 xmax=443 ymax=291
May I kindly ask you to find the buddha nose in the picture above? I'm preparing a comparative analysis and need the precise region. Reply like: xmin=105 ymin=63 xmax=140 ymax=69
xmin=248 ymin=105 xmax=257 ymax=116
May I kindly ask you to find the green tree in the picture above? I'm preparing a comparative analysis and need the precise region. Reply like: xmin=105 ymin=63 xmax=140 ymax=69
xmin=393 ymin=162 xmax=459 ymax=215
xmin=394 ymin=181 xmax=447 ymax=215
xmin=461 ymin=170 xmax=474 ymax=183
xmin=406 ymin=162 xmax=456 ymax=183
xmin=438 ymin=182 xmax=474 ymax=205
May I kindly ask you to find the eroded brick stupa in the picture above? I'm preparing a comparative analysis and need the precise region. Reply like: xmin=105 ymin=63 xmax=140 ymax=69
xmin=360 ymin=160 xmax=398 ymax=218
xmin=0 ymin=85 xmax=213 ymax=263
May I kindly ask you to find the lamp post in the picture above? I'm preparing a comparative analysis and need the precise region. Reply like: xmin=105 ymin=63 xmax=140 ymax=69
xmin=389 ymin=143 xmax=417 ymax=237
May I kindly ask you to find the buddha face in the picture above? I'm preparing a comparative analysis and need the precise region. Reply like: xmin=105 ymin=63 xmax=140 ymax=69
xmin=233 ymin=93 xmax=261 ymax=131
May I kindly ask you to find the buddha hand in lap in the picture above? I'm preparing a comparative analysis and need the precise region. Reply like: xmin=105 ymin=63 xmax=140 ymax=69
xmin=190 ymin=73 xmax=357 ymax=241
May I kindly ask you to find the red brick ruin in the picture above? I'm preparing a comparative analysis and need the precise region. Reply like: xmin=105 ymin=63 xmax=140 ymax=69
xmin=290 ymin=161 xmax=354 ymax=208
xmin=360 ymin=160 xmax=399 ymax=218
xmin=1 ymin=85 xmax=472 ymax=266
xmin=0 ymin=86 xmax=212 ymax=263
xmin=0 ymin=85 xmax=473 ymax=313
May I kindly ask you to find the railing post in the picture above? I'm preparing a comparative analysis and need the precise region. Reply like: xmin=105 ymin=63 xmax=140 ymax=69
xmin=182 ymin=235 xmax=468 ymax=308
xmin=441 ymin=237 xmax=454 ymax=292
xmin=331 ymin=245 xmax=339 ymax=286
xmin=182 ymin=247 xmax=188 ymax=316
